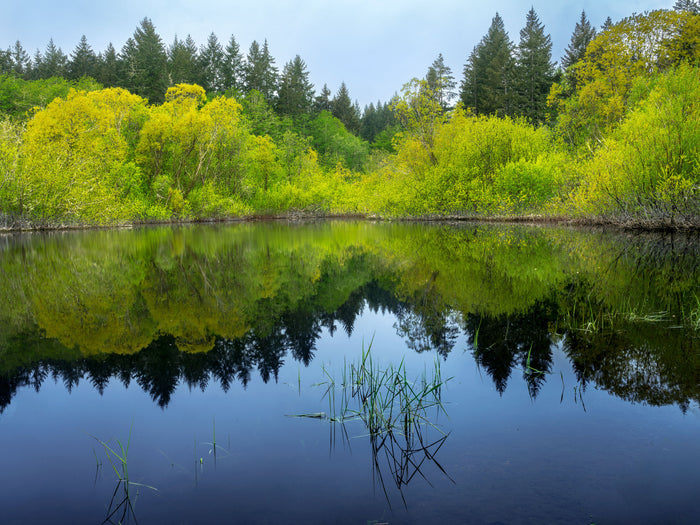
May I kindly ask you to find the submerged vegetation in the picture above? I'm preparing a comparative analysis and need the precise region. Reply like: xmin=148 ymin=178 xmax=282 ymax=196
xmin=1 ymin=6 xmax=699 ymax=229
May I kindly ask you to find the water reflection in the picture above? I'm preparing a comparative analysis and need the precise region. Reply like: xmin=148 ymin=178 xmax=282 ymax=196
xmin=1 ymin=222 xmax=699 ymax=413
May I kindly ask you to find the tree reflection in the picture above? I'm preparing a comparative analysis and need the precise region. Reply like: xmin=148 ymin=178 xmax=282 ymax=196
xmin=2 ymin=224 xmax=700 ymax=414
xmin=465 ymin=300 xmax=556 ymax=398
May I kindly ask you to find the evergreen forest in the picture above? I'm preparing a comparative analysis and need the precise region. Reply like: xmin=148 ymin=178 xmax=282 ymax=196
xmin=1 ymin=2 xmax=700 ymax=229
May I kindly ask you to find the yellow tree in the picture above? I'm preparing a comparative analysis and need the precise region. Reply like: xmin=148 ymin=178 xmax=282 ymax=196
xmin=18 ymin=88 xmax=147 ymax=223
xmin=551 ymin=9 xmax=700 ymax=149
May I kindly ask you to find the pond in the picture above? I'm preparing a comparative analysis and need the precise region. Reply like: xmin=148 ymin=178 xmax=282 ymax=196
xmin=1 ymin=221 xmax=699 ymax=524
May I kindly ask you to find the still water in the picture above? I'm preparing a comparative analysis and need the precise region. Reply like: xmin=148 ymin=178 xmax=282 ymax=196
xmin=1 ymin=221 xmax=699 ymax=524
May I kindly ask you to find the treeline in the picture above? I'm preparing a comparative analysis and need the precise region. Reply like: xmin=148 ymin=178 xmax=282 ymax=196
xmin=1 ymin=3 xmax=700 ymax=228
xmin=0 ymin=18 xmax=396 ymax=146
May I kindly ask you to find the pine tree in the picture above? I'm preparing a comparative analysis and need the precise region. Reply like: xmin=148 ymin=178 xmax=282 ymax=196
xmin=68 ymin=35 xmax=98 ymax=80
xmin=514 ymin=8 xmax=556 ymax=124
xmin=168 ymin=35 xmax=200 ymax=86
xmin=118 ymin=37 xmax=137 ymax=89
xmin=259 ymin=39 xmax=278 ymax=102
xmin=10 ymin=41 xmax=30 ymax=77
xmin=313 ymin=84 xmax=332 ymax=113
xmin=331 ymin=82 xmax=361 ymax=134
xmin=674 ymin=0 xmax=700 ymax=14
xmin=125 ymin=18 xmax=169 ymax=104
xmin=27 ymin=49 xmax=43 ymax=80
xmin=276 ymin=55 xmax=314 ymax=118
xmin=244 ymin=39 xmax=278 ymax=101
xmin=601 ymin=17 xmax=614 ymax=32
xmin=199 ymin=32 xmax=224 ymax=93
xmin=98 ymin=43 xmax=120 ymax=87
xmin=460 ymin=13 xmax=515 ymax=117
xmin=0 ymin=48 xmax=11 ymax=75
xmin=561 ymin=11 xmax=597 ymax=69
xmin=221 ymin=35 xmax=244 ymax=93
xmin=39 ymin=38 xmax=68 ymax=78
xmin=425 ymin=53 xmax=456 ymax=111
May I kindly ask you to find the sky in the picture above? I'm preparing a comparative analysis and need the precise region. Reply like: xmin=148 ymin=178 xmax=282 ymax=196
xmin=2 ymin=0 xmax=677 ymax=107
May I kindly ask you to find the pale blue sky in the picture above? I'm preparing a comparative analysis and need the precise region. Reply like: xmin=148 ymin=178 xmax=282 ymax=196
xmin=2 ymin=0 xmax=675 ymax=106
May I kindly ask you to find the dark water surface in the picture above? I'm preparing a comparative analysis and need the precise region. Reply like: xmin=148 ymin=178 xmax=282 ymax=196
xmin=1 ymin=221 xmax=699 ymax=524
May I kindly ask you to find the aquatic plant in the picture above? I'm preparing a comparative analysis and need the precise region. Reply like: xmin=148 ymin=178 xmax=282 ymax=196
xmin=90 ymin=424 xmax=157 ymax=524
xmin=293 ymin=341 xmax=453 ymax=505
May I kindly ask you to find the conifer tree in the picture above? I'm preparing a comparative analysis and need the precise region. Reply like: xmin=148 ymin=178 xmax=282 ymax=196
xmin=514 ymin=8 xmax=555 ymax=124
xmin=124 ymin=18 xmax=168 ymax=104
xmin=98 ymin=43 xmax=120 ymax=87
xmin=39 ymin=38 xmax=68 ymax=78
xmin=68 ymin=35 xmax=98 ymax=80
xmin=425 ymin=53 xmax=456 ymax=112
xmin=28 ymin=49 xmax=43 ymax=80
xmin=313 ymin=84 xmax=332 ymax=113
xmin=460 ymin=13 xmax=515 ymax=117
xmin=674 ymin=0 xmax=700 ymax=14
xmin=331 ymin=82 xmax=361 ymax=134
xmin=221 ymin=35 xmax=244 ymax=93
xmin=168 ymin=35 xmax=199 ymax=86
xmin=0 ymin=48 xmax=11 ymax=75
xmin=601 ymin=17 xmax=614 ymax=32
xmin=244 ymin=39 xmax=278 ymax=101
xmin=199 ymin=32 xmax=224 ymax=93
xmin=10 ymin=41 xmax=30 ymax=77
xmin=561 ymin=11 xmax=596 ymax=69
xmin=276 ymin=55 xmax=314 ymax=118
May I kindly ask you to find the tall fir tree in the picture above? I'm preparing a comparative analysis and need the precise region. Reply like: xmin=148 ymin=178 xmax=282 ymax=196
xmin=10 ymin=41 xmax=30 ymax=77
xmin=244 ymin=39 xmax=278 ymax=101
xmin=168 ymin=35 xmax=200 ymax=86
xmin=39 ymin=38 xmax=68 ymax=78
xmin=674 ymin=0 xmax=700 ymax=13
xmin=98 ymin=43 xmax=120 ymax=87
xmin=601 ymin=17 xmax=614 ymax=32
xmin=68 ymin=35 xmax=98 ymax=80
xmin=0 ymin=48 xmax=11 ymax=75
xmin=460 ymin=13 xmax=515 ymax=117
xmin=313 ymin=84 xmax=332 ymax=113
xmin=221 ymin=35 xmax=244 ymax=93
xmin=276 ymin=55 xmax=314 ymax=118
xmin=561 ymin=11 xmax=597 ymax=70
xmin=425 ymin=53 xmax=456 ymax=112
xmin=199 ymin=32 xmax=224 ymax=93
xmin=125 ymin=18 xmax=169 ymax=104
xmin=514 ymin=8 xmax=556 ymax=124
xmin=27 ymin=49 xmax=44 ymax=80
xmin=331 ymin=82 xmax=361 ymax=134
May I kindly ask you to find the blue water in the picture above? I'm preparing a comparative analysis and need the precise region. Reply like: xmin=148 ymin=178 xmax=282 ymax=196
xmin=2 ymin=308 xmax=699 ymax=524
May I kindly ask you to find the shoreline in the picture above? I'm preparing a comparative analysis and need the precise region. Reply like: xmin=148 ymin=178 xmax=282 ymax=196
xmin=1 ymin=211 xmax=699 ymax=233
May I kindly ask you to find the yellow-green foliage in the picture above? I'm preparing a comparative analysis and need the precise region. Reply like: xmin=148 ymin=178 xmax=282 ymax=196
xmin=0 ymin=118 xmax=23 ymax=219
xmin=572 ymin=64 xmax=700 ymax=224
xmin=552 ymin=9 xmax=700 ymax=150
xmin=16 ymin=88 xmax=147 ymax=224
xmin=383 ymin=108 xmax=559 ymax=215
xmin=136 ymin=84 xmax=254 ymax=217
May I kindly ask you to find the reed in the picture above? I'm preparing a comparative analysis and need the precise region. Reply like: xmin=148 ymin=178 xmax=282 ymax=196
xmin=89 ymin=423 xmax=157 ymax=524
